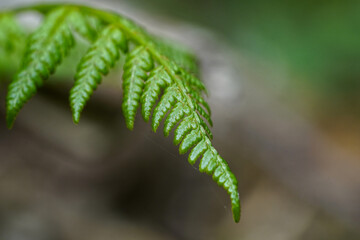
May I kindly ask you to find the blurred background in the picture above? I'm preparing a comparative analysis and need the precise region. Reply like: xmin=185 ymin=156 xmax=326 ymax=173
xmin=0 ymin=0 xmax=360 ymax=239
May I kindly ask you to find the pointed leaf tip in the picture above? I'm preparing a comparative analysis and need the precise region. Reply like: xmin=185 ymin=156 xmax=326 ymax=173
xmin=125 ymin=121 xmax=134 ymax=131
xmin=233 ymin=208 xmax=240 ymax=223
xmin=232 ymin=199 xmax=241 ymax=223
xmin=72 ymin=112 xmax=80 ymax=124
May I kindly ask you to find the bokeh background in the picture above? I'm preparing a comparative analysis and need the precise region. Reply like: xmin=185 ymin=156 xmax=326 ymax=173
xmin=0 ymin=0 xmax=359 ymax=239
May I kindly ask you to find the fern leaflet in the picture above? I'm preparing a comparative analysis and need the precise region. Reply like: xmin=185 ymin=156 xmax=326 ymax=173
xmin=6 ymin=7 xmax=75 ymax=128
xmin=122 ymin=46 xmax=154 ymax=130
xmin=70 ymin=24 xmax=127 ymax=123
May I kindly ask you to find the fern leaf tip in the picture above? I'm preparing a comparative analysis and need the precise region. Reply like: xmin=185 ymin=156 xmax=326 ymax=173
xmin=72 ymin=112 xmax=81 ymax=124
xmin=142 ymin=114 xmax=150 ymax=123
xmin=233 ymin=210 xmax=240 ymax=223
xmin=5 ymin=101 xmax=20 ymax=129
xmin=232 ymin=198 xmax=241 ymax=223
xmin=125 ymin=121 xmax=134 ymax=131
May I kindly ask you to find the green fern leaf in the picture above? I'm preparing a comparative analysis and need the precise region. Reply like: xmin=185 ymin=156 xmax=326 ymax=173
xmin=179 ymin=129 xmax=202 ymax=154
xmin=122 ymin=46 xmax=154 ymax=130
xmin=141 ymin=66 xmax=172 ymax=121
xmin=163 ymin=102 xmax=190 ymax=137
xmin=70 ymin=25 xmax=127 ymax=123
xmin=152 ymin=85 xmax=181 ymax=132
xmin=139 ymin=61 xmax=239 ymax=221
xmin=1 ymin=4 xmax=241 ymax=223
xmin=173 ymin=115 xmax=195 ymax=145
xmin=188 ymin=139 xmax=206 ymax=164
xmin=6 ymin=7 xmax=75 ymax=128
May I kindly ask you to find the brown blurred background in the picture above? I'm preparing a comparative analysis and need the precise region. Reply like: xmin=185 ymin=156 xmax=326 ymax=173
xmin=0 ymin=0 xmax=359 ymax=239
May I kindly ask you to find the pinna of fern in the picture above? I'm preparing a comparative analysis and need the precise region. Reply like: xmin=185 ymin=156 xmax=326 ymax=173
xmin=1 ymin=4 xmax=241 ymax=223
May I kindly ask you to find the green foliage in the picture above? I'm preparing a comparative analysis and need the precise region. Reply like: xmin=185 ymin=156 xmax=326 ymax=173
xmin=0 ymin=4 xmax=240 ymax=223
xmin=122 ymin=46 xmax=154 ymax=130
xmin=6 ymin=7 xmax=75 ymax=128
xmin=70 ymin=24 xmax=127 ymax=123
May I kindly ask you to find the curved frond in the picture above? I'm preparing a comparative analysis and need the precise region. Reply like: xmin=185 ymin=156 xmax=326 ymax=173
xmin=135 ymin=58 xmax=240 ymax=222
xmin=1 ymin=4 xmax=241 ymax=223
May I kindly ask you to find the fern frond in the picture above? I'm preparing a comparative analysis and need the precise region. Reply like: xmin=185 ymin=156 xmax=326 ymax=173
xmin=6 ymin=7 xmax=75 ymax=128
xmin=136 ymin=57 xmax=239 ymax=222
xmin=1 ymin=4 xmax=241 ymax=223
xmin=70 ymin=24 xmax=127 ymax=123
xmin=122 ymin=46 xmax=154 ymax=130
